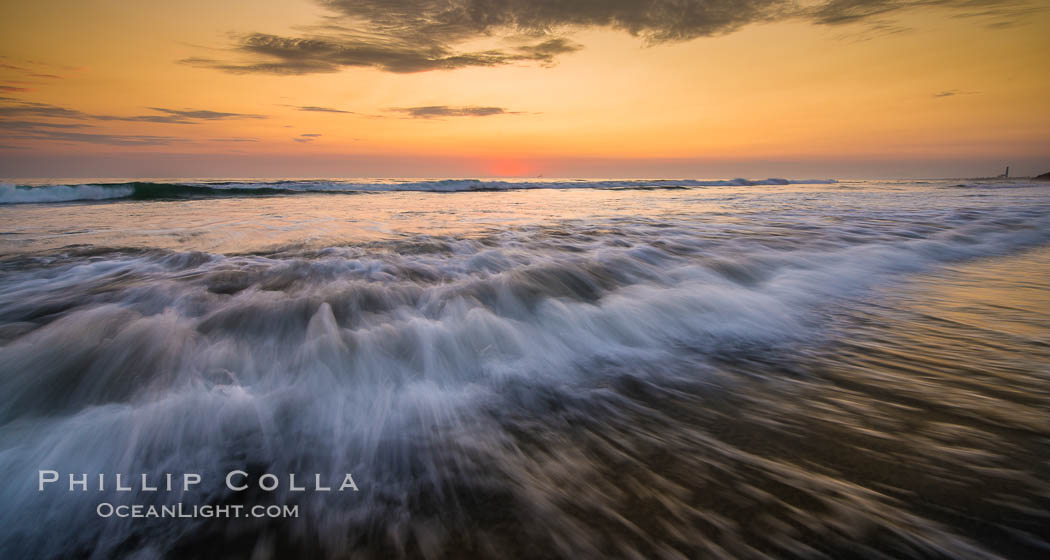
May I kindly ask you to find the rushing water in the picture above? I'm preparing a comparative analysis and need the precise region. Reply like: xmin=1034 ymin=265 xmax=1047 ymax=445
xmin=0 ymin=178 xmax=1048 ymax=559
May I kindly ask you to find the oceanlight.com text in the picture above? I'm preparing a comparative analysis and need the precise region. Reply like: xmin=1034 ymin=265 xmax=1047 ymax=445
xmin=96 ymin=503 xmax=299 ymax=519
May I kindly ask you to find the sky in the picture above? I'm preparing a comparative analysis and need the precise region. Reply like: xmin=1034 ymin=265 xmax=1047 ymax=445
xmin=1 ymin=0 xmax=1048 ymax=179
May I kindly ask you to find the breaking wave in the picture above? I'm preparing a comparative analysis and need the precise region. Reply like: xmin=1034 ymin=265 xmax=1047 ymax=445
xmin=0 ymin=178 xmax=838 ymax=204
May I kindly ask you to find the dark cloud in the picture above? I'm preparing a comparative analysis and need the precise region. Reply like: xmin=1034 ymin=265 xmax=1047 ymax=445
xmin=300 ymin=133 xmax=322 ymax=137
xmin=182 ymin=33 xmax=583 ymax=74
xmin=319 ymin=0 xmax=784 ymax=42
xmin=0 ymin=85 xmax=31 ymax=93
xmin=185 ymin=0 xmax=1040 ymax=75
xmin=390 ymin=106 xmax=516 ymax=118
xmin=297 ymin=105 xmax=355 ymax=113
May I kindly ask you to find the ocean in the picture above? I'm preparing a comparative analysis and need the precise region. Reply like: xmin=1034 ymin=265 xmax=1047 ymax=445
xmin=1 ymin=178 xmax=1048 ymax=559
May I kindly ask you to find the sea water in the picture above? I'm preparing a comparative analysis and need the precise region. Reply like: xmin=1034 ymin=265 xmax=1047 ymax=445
xmin=0 ymin=178 xmax=1048 ymax=558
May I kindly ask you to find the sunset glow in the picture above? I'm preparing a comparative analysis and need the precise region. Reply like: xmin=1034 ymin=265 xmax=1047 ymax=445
xmin=2 ymin=0 xmax=1048 ymax=178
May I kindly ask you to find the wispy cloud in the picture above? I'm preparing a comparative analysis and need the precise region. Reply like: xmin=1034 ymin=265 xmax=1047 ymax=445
xmin=0 ymin=57 xmax=70 ymax=87
xmin=0 ymin=100 xmax=265 ymax=124
xmin=3 ymin=128 xmax=184 ymax=146
xmin=810 ymin=0 xmax=1042 ymax=27
xmin=0 ymin=120 xmax=89 ymax=130
xmin=390 ymin=105 xmax=518 ymax=119
xmin=0 ymin=100 xmax=84 ymax=118
xmin=147 ymin=108 xmax=264 ymax=120
xmin=933 ymin=89 xmax=981 ymax=97
xmin=0 ymin=99 xmax=268 ymax=145
xmin=296 ymin=105 xmax=355 ymax=114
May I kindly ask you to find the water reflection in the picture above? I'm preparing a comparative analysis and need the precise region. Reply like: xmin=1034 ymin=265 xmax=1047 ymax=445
xmin=0 ymin=181 xmax=1048 ymax=558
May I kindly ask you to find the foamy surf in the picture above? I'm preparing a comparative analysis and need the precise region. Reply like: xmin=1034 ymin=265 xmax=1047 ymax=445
xmin=1 ymin=179 xmax=1048 ymax=559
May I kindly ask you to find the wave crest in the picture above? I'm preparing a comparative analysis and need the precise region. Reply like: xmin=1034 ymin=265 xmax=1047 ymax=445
xmin=0 ymin=178 xmax=838 ymax=204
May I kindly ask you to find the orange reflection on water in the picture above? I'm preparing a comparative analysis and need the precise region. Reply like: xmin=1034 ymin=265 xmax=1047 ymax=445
xmin=0 ymin=187 xmax=736 ymax=255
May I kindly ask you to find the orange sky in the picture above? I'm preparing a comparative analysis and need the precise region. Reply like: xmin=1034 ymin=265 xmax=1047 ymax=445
xmin=1 ymin=0 xmax=1048 ymax=178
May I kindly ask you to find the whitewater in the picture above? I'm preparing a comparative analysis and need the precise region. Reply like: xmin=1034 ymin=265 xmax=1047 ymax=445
xmin=0 ymin=178 xmax=1048 ymax=559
